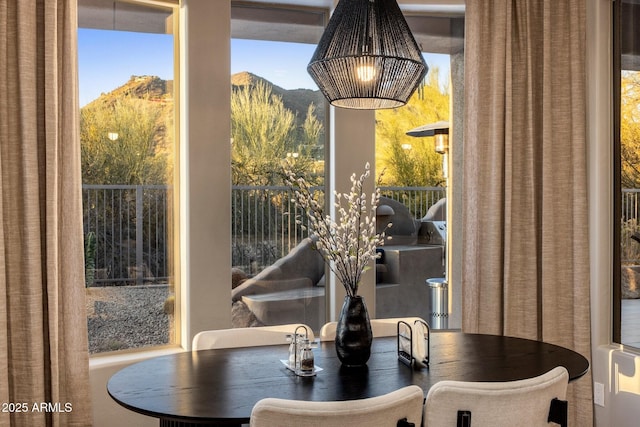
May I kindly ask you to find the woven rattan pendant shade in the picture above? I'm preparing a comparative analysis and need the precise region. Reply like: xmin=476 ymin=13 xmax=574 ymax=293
xmin=308 ymin=0 xmax=428 ymax=110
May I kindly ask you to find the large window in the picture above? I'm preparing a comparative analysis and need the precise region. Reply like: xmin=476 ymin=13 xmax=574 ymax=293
xmin=229 ymin=3 xmax=328 ymax=332
xmin=78 ymin=0 xmax=179 ymax=354
xmin=227 ymin=5 xmax=465 ymax=332
xmin=374 ymin=13 xmax=464 ymax=325
xmin=615 ymin=0 xmax=640 ymax=349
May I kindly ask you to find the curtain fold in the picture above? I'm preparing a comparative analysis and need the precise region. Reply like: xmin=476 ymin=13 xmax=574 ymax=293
xmin=0 ymin=1 xmax=92 ymax=425
xmin=462 ymin=0 xmax=593 ymax=425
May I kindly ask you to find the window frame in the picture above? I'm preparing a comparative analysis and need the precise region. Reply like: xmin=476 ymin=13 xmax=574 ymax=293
xmin=613 ymin=0 xmax=622 ymax=345
xmin=612 ymin=0 xmax=640 ymax=349
xmin=79 ymin=0 xmax=182 ymax=356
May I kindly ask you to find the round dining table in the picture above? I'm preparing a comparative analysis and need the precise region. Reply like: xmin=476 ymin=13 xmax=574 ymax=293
xmin=107 ymin=331 xmax=589 ymax=427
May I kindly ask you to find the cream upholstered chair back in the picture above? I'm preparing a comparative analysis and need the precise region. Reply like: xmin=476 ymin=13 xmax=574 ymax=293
xmin=318 ymin=321 xmax=337 ymax=341
xmin=319 ymin=317 xmax=427 ymax=341
xmin=192 ymin=324 xmax=315 ymax=350
xmin=249 ymin=385 xmax=424 ymax=427
xmin=423 ymin=366 xmax=569 ymax=427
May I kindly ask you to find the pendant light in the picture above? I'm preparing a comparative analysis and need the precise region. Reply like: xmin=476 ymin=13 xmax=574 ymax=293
xmin=308 ymin=0 xmax=428 ymax=110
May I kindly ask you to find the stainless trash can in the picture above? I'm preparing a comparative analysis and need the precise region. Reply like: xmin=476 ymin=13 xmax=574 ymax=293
xmin=426 ymin=278 xmax=448 ymax=329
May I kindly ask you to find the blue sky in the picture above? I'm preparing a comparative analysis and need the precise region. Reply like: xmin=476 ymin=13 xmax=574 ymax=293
xmin=231 ymin=39 xmax=451 ymax=91
xmin=78 ymin=29 xmax=451 ymax=106
xmin=78 ymin=29 xmax=174 ymax=106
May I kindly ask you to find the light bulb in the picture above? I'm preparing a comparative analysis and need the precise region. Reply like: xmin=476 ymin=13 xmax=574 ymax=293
xmin=356 ymin=65 xmax=376 ymax=82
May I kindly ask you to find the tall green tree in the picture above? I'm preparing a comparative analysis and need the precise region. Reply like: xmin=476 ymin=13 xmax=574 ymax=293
xmin=302 ymin=103 xmax=323 ymax=155
xmin=81 ymin=97 xmax=170 ymax=185
xmin=299 ymin=103 xmax=325 ymax=182
xmin=375 ymin=68 xmax=449 ymax=187
xmin=231 ymin=81 xmax=318 ymax=186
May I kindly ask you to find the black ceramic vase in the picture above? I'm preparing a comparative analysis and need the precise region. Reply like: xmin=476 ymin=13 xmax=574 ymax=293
xmin=335 ymin=295 xmax=373 ymax=367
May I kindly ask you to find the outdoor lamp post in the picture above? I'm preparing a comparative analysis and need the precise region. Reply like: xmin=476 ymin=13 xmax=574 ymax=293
xmin=406 ymin=120 xmax=449 ymax=179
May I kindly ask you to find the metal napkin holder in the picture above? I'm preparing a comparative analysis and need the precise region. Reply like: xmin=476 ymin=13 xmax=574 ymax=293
xmin=397 ymin=319 xmax=430 ymax=369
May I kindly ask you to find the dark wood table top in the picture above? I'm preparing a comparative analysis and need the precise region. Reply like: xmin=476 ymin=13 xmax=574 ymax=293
xmin=107 ymin=332 xmax=589 ymax=426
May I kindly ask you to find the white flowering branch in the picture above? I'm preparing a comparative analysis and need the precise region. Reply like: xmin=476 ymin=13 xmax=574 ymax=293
xmin=284 ymin=162 xmax=387 ymax=297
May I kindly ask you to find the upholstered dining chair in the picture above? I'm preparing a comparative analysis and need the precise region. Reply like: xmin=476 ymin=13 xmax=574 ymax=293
xmin=423 ymin=366 xmax=569 ymax=427
xmin=319 ymin=317 xmax=428 ymax=341
xmin=192 ymin=324 xmax=315 ymax=350
xmin=249 ymin=384 xmax=425 ymax=427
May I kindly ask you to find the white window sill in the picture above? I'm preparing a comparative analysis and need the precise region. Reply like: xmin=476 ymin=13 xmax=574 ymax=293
xmin=89 ymin=345 xmax=185 ymax=369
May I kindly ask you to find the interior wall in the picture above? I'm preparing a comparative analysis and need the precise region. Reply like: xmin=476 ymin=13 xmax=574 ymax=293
xmin=90 ymin=351 xmax=176 ymax=426
xmin=179 ymin=0 xmax=232 ymax=347
xmin=329 ymin=108 xmax=376 ymax=320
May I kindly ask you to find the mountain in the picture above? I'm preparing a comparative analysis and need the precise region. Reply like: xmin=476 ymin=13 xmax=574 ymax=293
xmin=86 ymin=73 xmax=324 ymax=127
xmin=231 ymin=71 xmax=325 ymax=126
xmin=85 ymin=75 xmax=173 ymax=108
xmin=82 ymin=73 xmax=326 ymax=160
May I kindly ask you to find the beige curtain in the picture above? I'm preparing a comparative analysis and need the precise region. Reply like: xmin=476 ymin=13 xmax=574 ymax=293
xmin=462 ymin=0 xmax=593 ymax=425
xmin=0 ymin=1 xmax=92 ymax=426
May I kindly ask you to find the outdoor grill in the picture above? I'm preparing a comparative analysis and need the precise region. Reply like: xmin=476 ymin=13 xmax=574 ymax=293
xmin=375 ymin=197 xmax=446 ymax=321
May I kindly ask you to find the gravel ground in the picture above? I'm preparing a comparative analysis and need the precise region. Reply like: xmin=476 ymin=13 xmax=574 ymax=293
xmin=86 ymin=285 xmax=173 ymax=354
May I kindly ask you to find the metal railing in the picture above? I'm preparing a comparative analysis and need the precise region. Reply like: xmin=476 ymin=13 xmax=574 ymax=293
xmin=84 ymin=185 xmax=640 ymax=283
xmin=83 ymin=184 xmax=172 ymax=286
xmin=82 ymin=184 xmax=445 ymax=285
xmin=230 ymin=185 xmax=446 ymax=271
xmin=231 ymin=185 xmax=317 ymax=274
xmin=380 ymin=186 xmax=446 ymax=219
